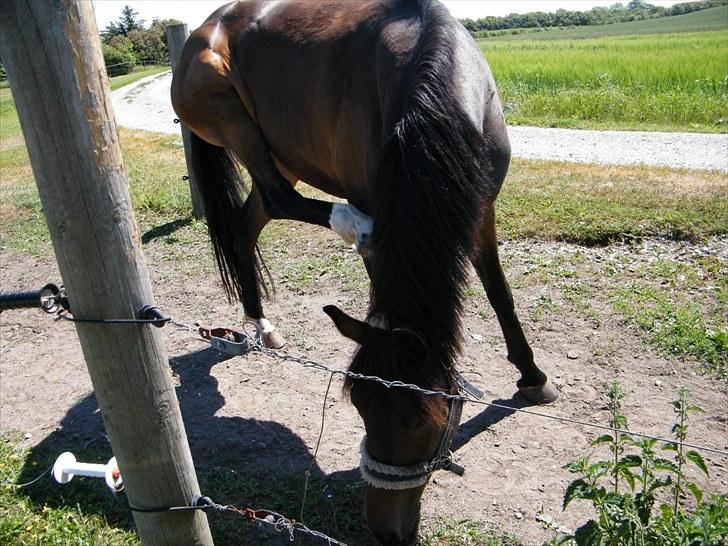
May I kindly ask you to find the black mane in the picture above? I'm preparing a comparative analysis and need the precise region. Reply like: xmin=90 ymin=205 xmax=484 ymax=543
xmin=346 ymin=0 xmax=496 ymax=410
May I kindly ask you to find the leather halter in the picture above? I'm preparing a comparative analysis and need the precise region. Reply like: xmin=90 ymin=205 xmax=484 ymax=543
xmin=359 ymin=312 xmax=484 ymax=490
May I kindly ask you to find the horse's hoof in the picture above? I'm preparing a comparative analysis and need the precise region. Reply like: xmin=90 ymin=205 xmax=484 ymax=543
xmin=262 ymin=329 xmax=287 ymax=349
xmin=518 ymin=380 xmax=559 ymax=405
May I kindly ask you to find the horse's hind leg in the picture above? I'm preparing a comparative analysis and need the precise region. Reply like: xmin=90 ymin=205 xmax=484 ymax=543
xmin=236 ymin=186 xmax=286 ymax=349
xmin=472 ymin=204 xmax=558 ymax=404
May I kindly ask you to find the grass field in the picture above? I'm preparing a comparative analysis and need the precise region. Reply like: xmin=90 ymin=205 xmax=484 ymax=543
xmin=477 ymin=5 xmax=728 ymax=40
xmin=481 ymin=6 xmax=728 ymax=131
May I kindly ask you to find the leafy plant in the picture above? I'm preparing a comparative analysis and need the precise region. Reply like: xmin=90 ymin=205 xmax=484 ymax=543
xmin=556 ymin=382 xmax=728 ymax=545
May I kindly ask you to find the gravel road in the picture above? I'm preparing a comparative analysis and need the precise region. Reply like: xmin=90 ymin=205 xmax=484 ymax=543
xmin=112 ymin=71 xmax=728 ymax=172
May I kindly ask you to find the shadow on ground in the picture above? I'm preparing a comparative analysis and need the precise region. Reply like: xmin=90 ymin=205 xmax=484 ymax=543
xmin=141 ymin=217 xmax=194 ymax=244
xmin=13 ymin=347 xmax=528 ymax=545
xmin=14 ymin=347 xmax=371 ymax=545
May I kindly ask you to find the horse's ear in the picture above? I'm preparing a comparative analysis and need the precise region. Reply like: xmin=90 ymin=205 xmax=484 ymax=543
xmin=323 ymin=305 xmax=370 ymax=344
xmin=392 ymin=328 xmax=428 ymax=360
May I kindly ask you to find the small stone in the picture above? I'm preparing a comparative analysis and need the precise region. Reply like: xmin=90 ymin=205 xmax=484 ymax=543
xmin=514 ymin=511 xmax=523 ymax=520
xmin=655 ymin=380 xmax=662 ymax=387
xmin=566 ymin=351 xmax=579 ymax=360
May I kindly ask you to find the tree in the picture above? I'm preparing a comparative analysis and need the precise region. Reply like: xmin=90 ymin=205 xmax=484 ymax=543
xmin=127 ymin=28 xmax=165 ymax=64
xmin=150 ymin=18 xmax=183 ymax=62
xmin=103 ymin=5 xmax=145 ymax=39
xmin=101 ymin=42 xmax=135 ymax=76
xmin=627 ymin=0 xmax=649 ymax=9
xmin=99 ymin=7 xmax=182 ymax=70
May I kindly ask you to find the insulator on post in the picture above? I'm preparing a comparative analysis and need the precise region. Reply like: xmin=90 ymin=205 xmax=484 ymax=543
xmin=52 ymin=452 xmax=123 ymax=493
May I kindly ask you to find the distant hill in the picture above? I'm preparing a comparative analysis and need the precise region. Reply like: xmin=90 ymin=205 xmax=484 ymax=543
xmin=476 ymin=4 xmax=728 ymax=40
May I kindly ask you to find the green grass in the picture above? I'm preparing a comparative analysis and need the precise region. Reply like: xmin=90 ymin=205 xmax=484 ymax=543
xmin=1 ymin=433 xmax=508 ymax=545
xmin=0 ymin=89 xmax=23 ymax=141
xmin=482 ymin=29 xmax=728 ymax=131
xmin=418 ymin=518 xmax=520 ymax=545
xmin=0 ymin=435 xmax=138 ymax=546
xmin=613 ymin=258 xmax=728 ymax=382
xmin=0 ymin=64 xmax=168 ymax=92
xmin=505 ymin=242 xmax=727 ymax=386
xmin=0 ymin=65 xmax=176 ymax=253
xmin=497 ymin=161 xmax=728 ymax=244
xmin=107 ymin=65 xmax=169 ymax=91
xmin=478 ymin=5 xmax=728 ymax=40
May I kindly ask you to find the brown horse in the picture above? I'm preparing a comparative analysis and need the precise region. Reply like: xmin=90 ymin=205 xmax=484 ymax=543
xmin=172 ymin=0 xmax=557 ymax=543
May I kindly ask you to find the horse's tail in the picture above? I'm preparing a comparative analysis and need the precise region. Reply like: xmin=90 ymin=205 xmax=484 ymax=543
xmin=371 ymin=0 xmax=496 ymax=358
xmin=189 ymin=132 xmax=269 ymax=303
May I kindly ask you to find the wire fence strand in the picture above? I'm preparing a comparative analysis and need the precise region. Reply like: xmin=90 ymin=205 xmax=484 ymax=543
xmin=166 ymin=315 xmax=728 ymax=457
xmin=242 ymin=336 xmax=728 ymax=458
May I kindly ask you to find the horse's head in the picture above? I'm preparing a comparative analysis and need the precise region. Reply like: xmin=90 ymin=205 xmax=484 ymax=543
xmin=324 ymin=305 xmax=461 ymax=545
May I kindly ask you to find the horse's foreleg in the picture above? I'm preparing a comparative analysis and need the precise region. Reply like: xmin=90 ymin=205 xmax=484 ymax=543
xmin=219 ymin=115 xmax=373 ymax=256
xmin=472 ymin=204 xmax=558 ymax=404
xmin=258 ymin=182 xmax=373 ymax=256
xmin=236 ymin=186 xmax=287 ymax=349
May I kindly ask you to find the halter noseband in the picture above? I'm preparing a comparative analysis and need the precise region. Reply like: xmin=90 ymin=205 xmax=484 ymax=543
xmin=359 ymin=311 xmax=484 ymax=490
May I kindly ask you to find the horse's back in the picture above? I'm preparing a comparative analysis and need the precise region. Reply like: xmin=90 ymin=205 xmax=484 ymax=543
xmin=172 ymin=0 xmax=508 ymax=204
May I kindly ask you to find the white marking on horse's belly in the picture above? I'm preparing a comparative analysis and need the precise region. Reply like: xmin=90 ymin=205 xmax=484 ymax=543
xmin=257 ymin=0 xmax=287 ymax=21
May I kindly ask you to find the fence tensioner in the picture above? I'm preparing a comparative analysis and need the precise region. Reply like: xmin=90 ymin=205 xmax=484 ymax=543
xmin=198 ymin=325 xmax=253 ymax=356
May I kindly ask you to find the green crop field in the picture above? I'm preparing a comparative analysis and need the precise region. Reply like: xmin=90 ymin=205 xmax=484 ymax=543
xmin=478 ymin=4 xmax=728 ymax=40
xmin=479 ymin=7 xmax=728 ymax=132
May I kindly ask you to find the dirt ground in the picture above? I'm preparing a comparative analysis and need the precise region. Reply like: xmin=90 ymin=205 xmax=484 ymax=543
xmin=1 ymin=228 xmax=726 ymax=545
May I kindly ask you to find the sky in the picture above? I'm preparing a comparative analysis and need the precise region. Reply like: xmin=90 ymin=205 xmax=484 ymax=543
xmin=92 ymin=0 xmax=681 ymax=31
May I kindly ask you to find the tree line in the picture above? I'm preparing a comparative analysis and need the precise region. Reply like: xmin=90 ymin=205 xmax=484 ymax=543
xmin=101 ymin=6 xmax=181 ymax=76
xmin=461 ymin=0 xmax=727 ymax=36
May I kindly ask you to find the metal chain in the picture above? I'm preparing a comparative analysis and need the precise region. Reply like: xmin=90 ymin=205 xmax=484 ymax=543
xmin=128 ymin=496 xmax=347 ymax=545
xmin=228 ymin=506 xmax=348 ymax=546
xmin=245 ymin=339 xmax=728 ymax=458
xmin=168 ymin=316 xmax=202 ymax=336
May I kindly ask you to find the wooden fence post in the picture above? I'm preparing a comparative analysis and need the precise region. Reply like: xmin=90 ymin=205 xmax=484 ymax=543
xmin=166 ymin=23 xmax=205 ymax=218
xmin=0 ymin=2 xmax=214 ymax=544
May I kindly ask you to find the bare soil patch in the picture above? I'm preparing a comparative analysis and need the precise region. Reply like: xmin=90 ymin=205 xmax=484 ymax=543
xmin=1 ymin=230 xmax=726 ymax=545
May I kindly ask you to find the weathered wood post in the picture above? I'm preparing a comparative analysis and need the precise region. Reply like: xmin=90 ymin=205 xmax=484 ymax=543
xmin=0 ymin=2 xmax=213 ymax=544
xmin=166 ymin=23 xmax=205 ymax=218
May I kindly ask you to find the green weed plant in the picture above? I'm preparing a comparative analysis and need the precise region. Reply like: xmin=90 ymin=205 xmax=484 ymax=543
xmin=554 ymin=382 xmax=727 ymax=545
